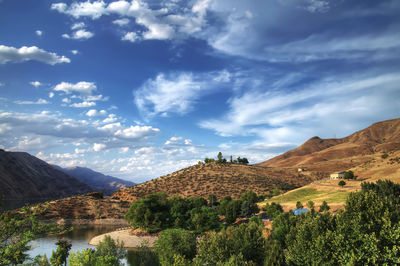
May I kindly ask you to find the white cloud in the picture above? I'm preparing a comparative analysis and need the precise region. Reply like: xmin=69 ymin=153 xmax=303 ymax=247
xmin=86 ymin=94 xmax=109 ymax=101
xmin=30 ymin=81 xmax=42 ymax=87
xmin=62 ymin=98 xmax=71 ymax=103
xmin=0 ymin=44 xmax=70 ymax=65
xmin=134 ymin=70 xmax=231 ymax=117
xmin=71 ymin=22 xmax=85 ymax=30
xmin=122 ymin=32 xmax=138 ymax=42
xmin=115 ymin=125 xmax=160 ymax=140
xmin=93 ymin=143 xmax=106 ymax=151
xmin=63 ymin=29 xmax=94 ymax=40
xmin=70 ymin=101 xmax=96 ymax=108
xmin=103 ymin=114 xmax=117 ymax=123
xmin=54 ymin=81 xmax=97 ymax=95
xmin=14 ymin=98 xmax=49 ymax=105
xmin=86 ymin=109 xmax=107 ymax=117
xmin=113 ymin=18 xmax=130 ymax=26
xmin=120 ymin=147 xmax=129 ymax=153
xmin=35 ymin=30 xmax=43 ymax=36
xmin=49 ymin=92 xmax=55 ymax=98
xmin=51 ymin=1 xmax=107 ymax=20
xmin=71 ymin=50 xmax=79 ymax=55
xmin=0 ymin=82 xmax=4 ymax=87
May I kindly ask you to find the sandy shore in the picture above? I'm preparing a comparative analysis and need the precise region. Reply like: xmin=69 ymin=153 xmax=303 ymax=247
xmin=89 ymin=229 xmax=158 ymax=248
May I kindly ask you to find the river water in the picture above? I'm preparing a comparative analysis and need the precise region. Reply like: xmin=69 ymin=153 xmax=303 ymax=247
xmin=27 ymin=225 xmax=141 ymax=265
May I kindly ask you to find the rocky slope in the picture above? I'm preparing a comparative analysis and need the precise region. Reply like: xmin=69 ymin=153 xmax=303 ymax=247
xmin=56 ymin=166 xmax=136 ymax=195
xmin=259 ymin=118 xmax=400 ymax=173
xmin=111 ymin=163 xmax=314 ymax=202
xmin=0 ymin=149 xmax=94 ymax=209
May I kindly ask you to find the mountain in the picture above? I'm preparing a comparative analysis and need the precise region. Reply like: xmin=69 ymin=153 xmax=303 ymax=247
xmin=111 ymin=163 xmax=314 ymax=202
xmin=259 ymin=118 xmax=400 ymax=173
xmin=0 ymin=149 xmax=94 ymax=209
xmin=56 ymin=166 xmax=136 ymax=195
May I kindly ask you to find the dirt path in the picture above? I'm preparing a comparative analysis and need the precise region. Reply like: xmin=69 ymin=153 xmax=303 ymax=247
xmin=89 ymin=229 xmax=158 ymax=248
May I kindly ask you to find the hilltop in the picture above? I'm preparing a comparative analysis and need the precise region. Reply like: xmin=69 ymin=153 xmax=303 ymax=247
xmin=111 ymin=163 xmax=314 ymax=202
xmin=0 ymin=149 xmax=94 ymax=209
xmin=259 ymin=118 xmax=400 ymax=174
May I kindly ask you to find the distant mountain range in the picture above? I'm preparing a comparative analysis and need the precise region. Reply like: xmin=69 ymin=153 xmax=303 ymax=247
xmin=55 ymin=166 xmax=136 ymax=196
xmin=0 ymin=149 xmax=94 ymax=209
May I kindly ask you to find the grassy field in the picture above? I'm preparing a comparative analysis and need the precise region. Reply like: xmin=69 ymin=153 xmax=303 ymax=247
xmin=262 ymin=186 xmax=353 ymax=212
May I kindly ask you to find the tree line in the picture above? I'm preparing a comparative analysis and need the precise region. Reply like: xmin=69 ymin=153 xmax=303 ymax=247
xmin=203 ymin=152 xmax=249 ymax=165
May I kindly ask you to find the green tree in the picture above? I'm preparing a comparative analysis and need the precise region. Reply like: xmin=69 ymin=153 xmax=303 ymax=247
xmin=125 ymin=192 xmax=171 ymax=233
xmin=263 ymin=202 xmax=283 ymax=219
xmin=338 ymin=180 xmax=346 ymax=188
xmin=307 ymin=200 xmax=315 ymax=210
xmin=240 ymin=191 xmax=258 ymax=204
xmin=96 ymin=235 xmax=126 ymax=262
xmin=169 ymin=196 xmax=190 ymax=228
xmin=343 ymin=171 xmax=355 ymax=180
xmin=189 ymin=206 xmax=220 ymax=233
xmin=217 ymin=152 xmax=223 ymax=163
xmin=296 ymin=201 xmax=303 ymax=209
xmin=68 ymin=236 xmax=124 ymax=266
xmin=319 ymin=201 xmax=330 ymax=212
xmin=0 ymin=206 xmax=61 ymax=265
xmin=208 ymin=194 xmax=218 ymax=207
xmin=154 ymin=228 xmax=196 ymax=265
xmin=194 ymin=220 xmax=265 ymax=265
xmin=50 ymin=238 xmax=72 ymax=266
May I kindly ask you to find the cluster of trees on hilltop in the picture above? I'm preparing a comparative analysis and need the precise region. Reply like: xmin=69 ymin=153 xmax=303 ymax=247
xmin=203 ymin=152 xmax=249 ymax=165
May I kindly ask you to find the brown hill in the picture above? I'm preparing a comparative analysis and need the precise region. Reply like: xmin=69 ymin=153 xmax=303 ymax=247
xmin=111 ymin=163 xmax=314 ymax=203
xmin=259 ymin=118 xmax=400 ymax=173
xmin=33 ymin=192 xmax=130 ymax=220
xmin=0 ymin=149 xmax=94 ymax=209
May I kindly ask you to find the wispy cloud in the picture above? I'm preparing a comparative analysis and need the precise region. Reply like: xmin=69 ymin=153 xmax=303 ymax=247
xmin=134 ymin=70 xmax=231 ymax=117
xmin=14 ymin=98 xmax=49 ymax=105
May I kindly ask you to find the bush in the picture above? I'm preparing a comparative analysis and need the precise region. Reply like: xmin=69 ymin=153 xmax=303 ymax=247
xmin=154 ymin=228 xmax=196 ymax=265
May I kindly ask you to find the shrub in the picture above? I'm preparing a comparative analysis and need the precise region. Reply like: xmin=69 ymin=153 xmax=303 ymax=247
xmin=263 ymin=202 xmax=283 ymax=219
xmin=154 ymin=228 xmax=196 ymax=265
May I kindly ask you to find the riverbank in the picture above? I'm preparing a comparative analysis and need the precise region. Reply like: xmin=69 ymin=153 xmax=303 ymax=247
xmin=50 ymin=218 xmax=129 ymax=226
xmin=89 ymin=229 xmax=158 ymax=248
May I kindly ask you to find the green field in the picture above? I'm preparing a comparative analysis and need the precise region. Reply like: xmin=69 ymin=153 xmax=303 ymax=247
xmin=267 ymin=187 xmax=351 ymax=205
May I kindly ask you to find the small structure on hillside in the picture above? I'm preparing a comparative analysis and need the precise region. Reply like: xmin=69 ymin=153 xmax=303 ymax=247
xmin=293 ymin=209 xmax=308 ymax=216
xmin=330 ymin=171 xmax=345 ymax=180
xmin=298 ymin=167 xmax=307 ymax=172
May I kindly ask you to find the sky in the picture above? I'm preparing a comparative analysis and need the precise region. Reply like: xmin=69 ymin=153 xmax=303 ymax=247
xmin=0 ymin=0 xmax=399 ymax=183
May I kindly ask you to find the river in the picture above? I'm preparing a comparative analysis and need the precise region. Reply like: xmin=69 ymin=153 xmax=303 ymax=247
xmin=27 ymin=225 xmax=145 ymax=265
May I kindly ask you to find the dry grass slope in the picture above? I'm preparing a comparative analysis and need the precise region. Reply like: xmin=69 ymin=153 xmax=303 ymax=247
xmin=112 ymin=163 xmax=315 ymax=202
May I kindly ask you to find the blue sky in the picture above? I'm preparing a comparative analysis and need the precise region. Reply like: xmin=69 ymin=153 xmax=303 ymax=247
xmin=0 ymin=0 xmax=399 ymax=183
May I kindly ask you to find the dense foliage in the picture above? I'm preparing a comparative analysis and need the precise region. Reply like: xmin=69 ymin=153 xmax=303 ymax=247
xmin=270 ymin=180 xmax=400 ymax=265
xmin=125 ymin=191 xmax=260 ymax=232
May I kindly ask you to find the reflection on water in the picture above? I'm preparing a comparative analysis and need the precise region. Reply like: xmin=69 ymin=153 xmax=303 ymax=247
xmin=27 ymin=225 xmax=140 ymax=266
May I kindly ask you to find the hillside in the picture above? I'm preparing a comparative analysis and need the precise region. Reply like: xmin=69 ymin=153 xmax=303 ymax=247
xmin=0 ymin=149 xmax=94 ymax=209
xmin=111 ymin=163 xmax=314 ymax=202
xmin=32 ymin=192 xmax=130 ymax=220
xmin=259 ymin=118 xmax=400 ymax=173
xmin=56 ymin=166 xmax=136 ymax=195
